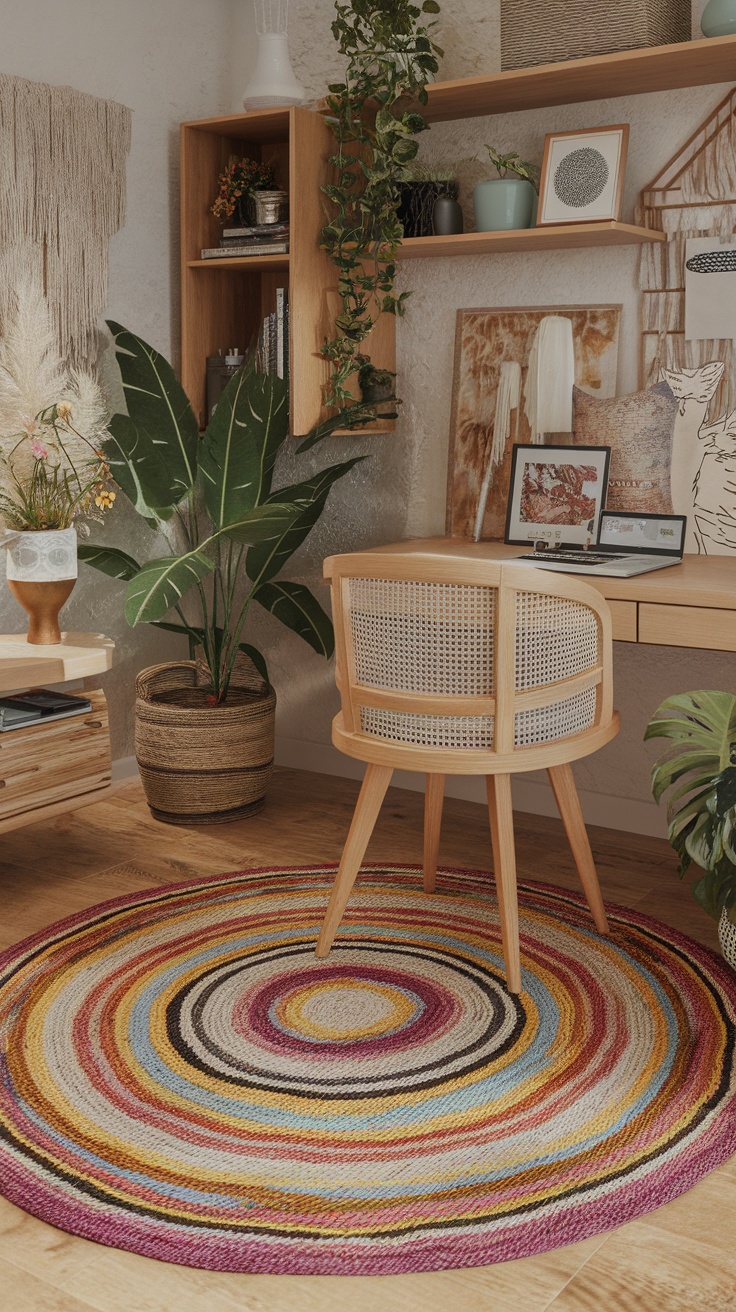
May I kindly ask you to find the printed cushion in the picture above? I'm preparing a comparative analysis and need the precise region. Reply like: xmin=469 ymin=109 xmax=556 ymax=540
xmin=572 ymin=381 xmax=678 ymax=513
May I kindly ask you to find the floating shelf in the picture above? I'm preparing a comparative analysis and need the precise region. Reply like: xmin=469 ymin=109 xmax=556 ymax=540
xmin=423 ymin=35 xmax=736 ymax=122
xmin=397 ymin=221 xmax=665 ymax=259
xmin=187 ymin=254 xmax=291 ymax=271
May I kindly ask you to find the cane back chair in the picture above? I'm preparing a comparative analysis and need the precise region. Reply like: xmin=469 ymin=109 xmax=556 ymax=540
xmin=315 ymin=552 xmax=620 ymax=993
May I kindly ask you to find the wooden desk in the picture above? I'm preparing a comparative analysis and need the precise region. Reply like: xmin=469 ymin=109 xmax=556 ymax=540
xmin=0 ymin=632 xmax=115 ymax=835
xmin=368 ymin=540 xmax=736 ymax=651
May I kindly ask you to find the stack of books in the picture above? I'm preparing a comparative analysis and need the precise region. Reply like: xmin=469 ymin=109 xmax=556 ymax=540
xmin=201 ymin=223 xmax=290 ymax=259
xmin=258 ymin=287 xmax=289 ymax=379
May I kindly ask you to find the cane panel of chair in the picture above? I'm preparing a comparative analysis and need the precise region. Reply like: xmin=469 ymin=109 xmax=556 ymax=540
xmin=327 ymin=555 xmax=613 ymax=769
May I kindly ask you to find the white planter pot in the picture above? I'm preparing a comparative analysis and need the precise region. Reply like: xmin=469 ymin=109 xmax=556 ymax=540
xmin=5 ymin=527 xmax=78 ymax=582
xmin=719 ymin=906 xmax=736 ymax=969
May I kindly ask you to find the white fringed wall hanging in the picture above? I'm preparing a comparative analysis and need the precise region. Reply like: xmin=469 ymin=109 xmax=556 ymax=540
xmin=0 ymin=74 xmax=132 ymax=366
xmin=639 ymin=89 xmax=736 ymax=411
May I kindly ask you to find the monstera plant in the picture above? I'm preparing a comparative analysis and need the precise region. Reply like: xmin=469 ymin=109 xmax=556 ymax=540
xmin=646 ymin=691 xmax=736 ymax=961
xmin=80 ymin=322 xmax=363 ymax=825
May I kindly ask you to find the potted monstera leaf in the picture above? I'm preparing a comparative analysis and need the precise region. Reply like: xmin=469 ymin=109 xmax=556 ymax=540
xmin=646 ymin=690 xmax=736 ymax=966
xmin=80 ymin=323 xmax=363 ymax=825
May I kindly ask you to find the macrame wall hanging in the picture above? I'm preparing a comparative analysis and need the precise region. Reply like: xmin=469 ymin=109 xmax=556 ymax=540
xmin=638 ymin=88 xmax=736 ymax=412
xmin=0 ymin=74 xmax=132 ymax=366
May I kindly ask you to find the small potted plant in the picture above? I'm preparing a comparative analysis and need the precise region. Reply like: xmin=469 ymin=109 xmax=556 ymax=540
xmin=0 ymin=281 xmax=114 ymax=644
xmin=356 ymin=356 xmax=397 ymax=405
xmin=79 ymin=323 xmax=364 ymax=825
xmin=211 ymin=155 xmax=283 ymax=227
xmin=396 ymin=163 xmax=459 ymax=238
xmin=473 ymin=146 xmax=540 ymax=233
xmin=646 ymin=690 xmax=736 ymax=967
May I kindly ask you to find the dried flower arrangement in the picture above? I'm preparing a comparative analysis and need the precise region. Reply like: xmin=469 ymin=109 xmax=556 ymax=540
xmin=211 ymin=156 xmax=278 ymax=223
xmin=0 ymin=280 xmax=114 ymax=532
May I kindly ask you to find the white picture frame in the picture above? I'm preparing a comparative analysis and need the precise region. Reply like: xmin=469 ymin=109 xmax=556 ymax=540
xmin=504 ymin=444 xmax=611 ymax=547
xmin=537 ymin=125 xmax=630 ymax=227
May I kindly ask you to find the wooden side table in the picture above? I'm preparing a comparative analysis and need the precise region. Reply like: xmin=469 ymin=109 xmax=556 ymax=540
xmin=0 ymin=632 xmax=115 ymax=835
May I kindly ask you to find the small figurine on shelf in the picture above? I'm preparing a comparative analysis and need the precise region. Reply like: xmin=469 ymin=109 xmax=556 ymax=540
xmin=211 ymin=156 xmax=278 ymax=226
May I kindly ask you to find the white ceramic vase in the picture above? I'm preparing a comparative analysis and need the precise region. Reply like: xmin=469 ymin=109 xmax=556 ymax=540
xmin=5 ymin=527 xmax=78 ymax=645
xmin=242 ymin=1 xmax=305 ymax=110
xmin=719 ymin=906 xmax=736 ymax=970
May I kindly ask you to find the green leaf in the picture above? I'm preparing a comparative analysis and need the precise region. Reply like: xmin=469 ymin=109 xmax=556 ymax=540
xmin=198 ymin=369 xmax=288 ymax=528
xmin=647 ymin=690 xmax=736 ymax=916
xmin=222 ymin=501 xmax=302 ymax=545
xmin=124 ymin=502 xmax=301 ymax=624
xmin=246 ymin=459 xmax=365 ymax=585
xmin=104 ymin=414 xmax=179 ymax=522
xmin=254 ymin=580 xmax=334 ymax=658
xmin=77 ymin=543 xmax=141 ymax=582
xmin=125 ymin=550 xmax=216 ymax=626
xmin=106 ymin=321 xmax=199 ymax=502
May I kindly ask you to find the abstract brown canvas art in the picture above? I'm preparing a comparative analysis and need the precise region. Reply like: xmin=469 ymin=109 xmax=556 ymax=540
xmin=447 ymin=306 xmax=621 ymax=539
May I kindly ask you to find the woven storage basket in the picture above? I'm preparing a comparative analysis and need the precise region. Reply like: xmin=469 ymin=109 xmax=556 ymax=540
xmin=500 ymin=0 xmax=690 ymax=70
xmin=135 ymin=660 xmax=276 ymax=825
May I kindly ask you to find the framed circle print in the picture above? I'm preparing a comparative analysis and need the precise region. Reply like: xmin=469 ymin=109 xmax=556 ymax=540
xmin=537 ymin=125 xmax=630 ymax=226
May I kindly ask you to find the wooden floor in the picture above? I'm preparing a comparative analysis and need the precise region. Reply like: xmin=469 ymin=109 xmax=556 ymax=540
xmin=1 ymin=767 xmax=735 ymax=1312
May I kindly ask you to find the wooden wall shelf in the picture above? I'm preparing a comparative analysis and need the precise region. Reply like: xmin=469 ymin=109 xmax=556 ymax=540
xmin=187 ymin=254 xmax=291 ymax=272
xmin=397 ymin=221 xmax=666 ymax=259
xmin=423 ymin=35 xmax=736 ymax=122
xmin=180 ymin=107 xmax=395 ymax=435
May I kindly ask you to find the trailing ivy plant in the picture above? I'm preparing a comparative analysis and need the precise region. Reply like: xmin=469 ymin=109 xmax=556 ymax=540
xmin=321 ymin=0 xmax=442 ymax=415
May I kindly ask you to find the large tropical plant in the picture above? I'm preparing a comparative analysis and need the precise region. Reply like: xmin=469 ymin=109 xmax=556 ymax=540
xmin=645 ymin=691 xmax=736 ymax=920
xmin=79 ymin=323 xmax=364 ymax=702
xmin=321 ymin=0 xmax=442 ymax=413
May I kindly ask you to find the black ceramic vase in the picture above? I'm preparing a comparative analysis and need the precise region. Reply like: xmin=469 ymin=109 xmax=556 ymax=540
xmin=432 ymin=196 xmax=464 ymax=236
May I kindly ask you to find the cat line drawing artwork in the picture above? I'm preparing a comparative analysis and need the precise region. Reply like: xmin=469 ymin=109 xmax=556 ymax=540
xmin=666 ymin=362 xmax=736 ymax=555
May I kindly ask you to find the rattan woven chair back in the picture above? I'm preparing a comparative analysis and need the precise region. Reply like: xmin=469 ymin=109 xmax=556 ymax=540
xmin=316 ymin=552 xmax=620 ymax=993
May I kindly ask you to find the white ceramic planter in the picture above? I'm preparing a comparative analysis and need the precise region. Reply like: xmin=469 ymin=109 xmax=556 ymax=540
xmin=719 ymin=906 xmax=736 ymax=969
xmin=5 ymin=527 xmax=78 ymax=582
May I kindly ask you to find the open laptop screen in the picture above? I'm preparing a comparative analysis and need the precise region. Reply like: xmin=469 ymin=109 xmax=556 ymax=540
xmin=597 ymin=512 xmax=686 ymax=556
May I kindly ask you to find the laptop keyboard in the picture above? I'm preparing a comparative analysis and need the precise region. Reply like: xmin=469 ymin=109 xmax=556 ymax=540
xmin=519 ymin=552 xmax=626 ymax=566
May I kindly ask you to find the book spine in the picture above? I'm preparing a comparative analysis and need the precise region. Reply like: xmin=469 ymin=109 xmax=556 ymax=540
xmin=269 ymin=312 xmax=277 ymax=377
xmin=201 ymin=243 xmax=288 ymax=258
xmin=276 ymin=287 xmax=285 ymax=380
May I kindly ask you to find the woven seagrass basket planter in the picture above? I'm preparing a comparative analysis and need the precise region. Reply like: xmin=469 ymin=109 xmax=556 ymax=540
xmin=500 ymin=0 xmax=690 ymax=70
xmin=135 ymin=661 xmax=276 ymax=826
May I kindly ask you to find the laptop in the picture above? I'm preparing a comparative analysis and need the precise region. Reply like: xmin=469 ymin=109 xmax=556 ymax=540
xmin=517 ymin=511 xmax=687 ymax=577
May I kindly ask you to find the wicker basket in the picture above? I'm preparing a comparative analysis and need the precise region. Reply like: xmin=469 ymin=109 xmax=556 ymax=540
xmin=135 ymin=660 xmax=276 ymax=825
xmin=501 ymin=0 xmax=691 ymax=70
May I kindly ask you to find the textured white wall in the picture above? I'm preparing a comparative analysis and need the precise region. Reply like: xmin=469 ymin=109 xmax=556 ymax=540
xmin=1 ymin=0 xmax=249 ymax=758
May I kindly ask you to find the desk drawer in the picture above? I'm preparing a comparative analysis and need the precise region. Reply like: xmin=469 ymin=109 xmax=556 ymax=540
xmin=609 ymin=600 xmax=637 ymax=643
xmin=639 ymin=604 xmax=736 ymax=652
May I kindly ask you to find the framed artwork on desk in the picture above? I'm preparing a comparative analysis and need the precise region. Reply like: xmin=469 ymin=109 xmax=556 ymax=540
xmin=504 ymin=443 xmax=611 ymax=547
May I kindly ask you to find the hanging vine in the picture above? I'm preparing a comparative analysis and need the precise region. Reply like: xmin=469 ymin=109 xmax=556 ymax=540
xmin=321 ymin=0 xmax=442 ymax=414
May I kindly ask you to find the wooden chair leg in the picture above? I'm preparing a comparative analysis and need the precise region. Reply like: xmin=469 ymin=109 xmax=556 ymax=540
xmin=315 ymin=763 xmax=394 ymax=958
xmin=486 ymin=774 xmax=521 ymax=994
xmin=423 ymin=773 xmax=445 ymax=893
xmin=548 ymin=762 xmax=609 ymax=935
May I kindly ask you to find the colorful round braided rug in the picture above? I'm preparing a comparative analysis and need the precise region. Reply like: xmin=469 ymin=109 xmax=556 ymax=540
xmin=0 ymin=864 xmax=735 ymax=1276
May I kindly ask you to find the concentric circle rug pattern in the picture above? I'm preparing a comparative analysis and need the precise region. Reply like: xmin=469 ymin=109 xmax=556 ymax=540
xmin=1 ymin=865 xmax=735 ymax=1276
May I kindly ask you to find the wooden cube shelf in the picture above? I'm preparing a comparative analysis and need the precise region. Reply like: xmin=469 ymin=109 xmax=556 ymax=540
xmin=180 ymin=106 xmax=396 ymax=437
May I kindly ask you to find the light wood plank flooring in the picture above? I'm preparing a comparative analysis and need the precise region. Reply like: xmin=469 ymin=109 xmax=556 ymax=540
xmin=0 ymin=768 xmax=733 ymax=1312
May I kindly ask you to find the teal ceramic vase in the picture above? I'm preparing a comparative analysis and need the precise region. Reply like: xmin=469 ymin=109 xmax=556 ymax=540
xmin=473 ymin=178 xmax=535 ymax=232
xmin=701 ymin=0 xmax=736 ymax=36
